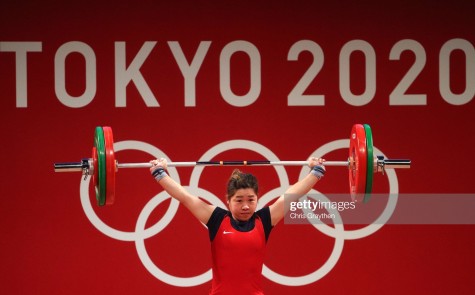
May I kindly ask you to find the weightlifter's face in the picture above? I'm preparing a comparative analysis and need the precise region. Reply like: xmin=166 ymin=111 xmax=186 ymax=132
xmin=228 ymin=188 xmax=258 ymax=222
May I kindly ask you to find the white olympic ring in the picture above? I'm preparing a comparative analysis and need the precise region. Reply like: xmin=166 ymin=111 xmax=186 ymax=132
xmin=135 ymin=186 xmax=226 ymax=286
xmin=79 ymin=138 xmax=400 ymax=287
xmin=299 ymin=140 xmax=399 ymax=240
xmin=262 ymin=192 xmax=345 ymax=286
xmin=80 ymin=141 xmax=180 ymax=241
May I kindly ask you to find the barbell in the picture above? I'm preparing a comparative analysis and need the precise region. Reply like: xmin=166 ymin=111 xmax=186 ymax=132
xmin=53 ymin=124 xmax=411 ymax=206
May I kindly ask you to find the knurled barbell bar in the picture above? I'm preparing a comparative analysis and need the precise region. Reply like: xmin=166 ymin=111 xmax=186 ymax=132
xmin=53 ymin=124 xmax=411 ymax=206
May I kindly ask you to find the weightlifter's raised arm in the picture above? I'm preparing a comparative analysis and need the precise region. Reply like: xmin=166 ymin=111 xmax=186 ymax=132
xmin=268 ymin=157 xmax=325 ymax=226
xmin=150 ymin=158 xmax=216 ymax=224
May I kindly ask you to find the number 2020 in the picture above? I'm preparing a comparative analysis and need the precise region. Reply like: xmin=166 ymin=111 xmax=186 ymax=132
xmin=288 ymin=38 xmax=475 ymax=106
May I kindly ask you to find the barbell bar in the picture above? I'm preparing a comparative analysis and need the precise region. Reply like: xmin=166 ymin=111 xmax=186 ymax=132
xmin=54 ymin=160 xmax=409 ymax=170
xmin=56 ymin=160 xmax=350 ymax=170
xmin=53 ymin=124 xmax=411 ymax=206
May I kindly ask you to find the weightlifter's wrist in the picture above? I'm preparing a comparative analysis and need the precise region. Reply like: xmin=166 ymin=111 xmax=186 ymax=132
xmin=151 ymin=167 xmax=168 ymax=182
xmin=310 ymin=165 xmax=325 ymax=180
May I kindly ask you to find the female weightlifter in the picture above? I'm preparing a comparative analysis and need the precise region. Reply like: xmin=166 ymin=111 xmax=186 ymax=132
xmin=150 ymin=157 xmax=326 ymax=295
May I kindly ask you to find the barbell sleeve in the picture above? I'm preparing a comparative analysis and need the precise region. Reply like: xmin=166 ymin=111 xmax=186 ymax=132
xmin=54 ymin=159 xmax=92 ymax=172
xmin=54 ymin=162 xmax=83 ymax=172
xmin=379 ymin=159 xmax=411 ymax=169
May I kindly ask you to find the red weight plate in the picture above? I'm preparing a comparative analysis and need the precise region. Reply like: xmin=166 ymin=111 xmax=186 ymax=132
xmin=102 ymin=126 xmax=116 ymax=205
xmin=348 ymin=124 xmax=367 ymax=202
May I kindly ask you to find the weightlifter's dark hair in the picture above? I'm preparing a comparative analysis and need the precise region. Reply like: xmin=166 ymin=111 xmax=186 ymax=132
xmin=226 ymin=169 xmax=259 ymax=200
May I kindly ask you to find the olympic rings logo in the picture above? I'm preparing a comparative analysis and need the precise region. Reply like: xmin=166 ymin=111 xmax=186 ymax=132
xmin=79 ymin=139 xmax=399 ymax=287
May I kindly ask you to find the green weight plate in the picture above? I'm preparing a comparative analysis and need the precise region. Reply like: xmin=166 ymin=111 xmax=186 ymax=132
xmin=102 ymin=126 xmax=116 ymax=205
xmin=94 ymin=127 xmax=106 ymax=206
xmin=364 ymin=124 xmax=374 ymax=203
xmin=91 ymin=147 xmax=98 ymax=197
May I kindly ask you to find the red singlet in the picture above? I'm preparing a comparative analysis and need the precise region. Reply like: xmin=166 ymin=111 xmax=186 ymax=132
xmin=206 ymin=207 xmax=273 ymax=295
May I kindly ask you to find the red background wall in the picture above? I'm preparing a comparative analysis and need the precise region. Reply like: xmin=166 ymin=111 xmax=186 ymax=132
xmin=1 ymin=0 xmax=474 ymax=294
